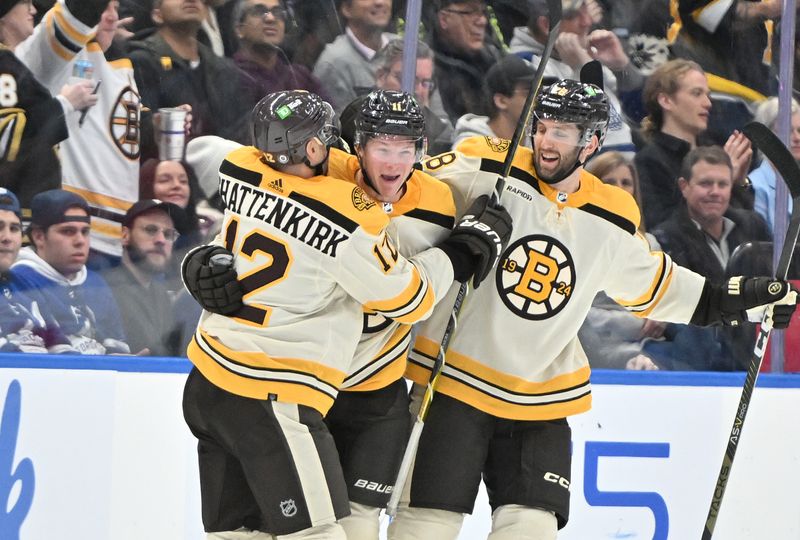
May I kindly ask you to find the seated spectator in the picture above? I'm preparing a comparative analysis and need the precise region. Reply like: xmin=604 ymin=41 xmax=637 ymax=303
xmin=579 ymin=152 xmax=663 ymax=370
xmin=0 ymin=0 xmax=100 ymax=212
xmin=312 ymin=0 xmax=394 ymax=111
xmin=139 ymin=158 xmax=203 ymax=287
xmin=427 ymin=0 xmax=503 ymax=124
xmin=749 ymin=97 xmax=800 ymax=232
xmin=232 ymin=0 xmax=332 ymax=111
xmin=11 ymin=190 xmax=131 ymax=355
xmin=652 ymin=146 xmax=771 ymax=370
xmin=510 ymin=0 xmax=637 ymax=155
xmin=102 ymin=199 xmax=183 ymax=356
xmin=452 ymin=55 xmax=535 ymax=148
xmin=128 ymin=0 xmax=250 ymax=144
xmin=635 ymin=59 xmax=753 ymax=230
xmin=0 ymin=188 xmax=75 ymax=354
xmin=372 ymin=38 xmax=453 ymax=154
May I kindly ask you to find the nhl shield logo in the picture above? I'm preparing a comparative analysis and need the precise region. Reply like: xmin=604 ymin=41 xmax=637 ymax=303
xmin=352 ymin=187 xmax=377 ymax=211
xmin=280 ymin=499 xmax=298 ymax=517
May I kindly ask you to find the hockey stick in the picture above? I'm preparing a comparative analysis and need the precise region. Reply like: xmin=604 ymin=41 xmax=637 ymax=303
xmin=385 ymin=0 xmax=563 ymax=518
xmin=702 ymin=121 xmax=800 ymax=539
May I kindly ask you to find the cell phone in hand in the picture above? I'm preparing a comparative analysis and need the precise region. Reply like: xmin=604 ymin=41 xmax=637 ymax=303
xmin=78 ymin=80 xmax=102 ymax=127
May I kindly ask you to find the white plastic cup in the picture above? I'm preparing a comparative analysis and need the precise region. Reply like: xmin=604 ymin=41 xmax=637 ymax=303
xmin=158 ymin=107 xmax=187 ymax=161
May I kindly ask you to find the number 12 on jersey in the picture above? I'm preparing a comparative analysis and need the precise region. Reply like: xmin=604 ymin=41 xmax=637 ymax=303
xmin=223 ymin=217 xmax=293 ymax=327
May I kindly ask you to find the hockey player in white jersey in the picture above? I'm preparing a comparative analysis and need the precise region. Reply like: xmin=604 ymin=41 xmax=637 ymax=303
xmin=180 ymin=90 xmax=512 ymax=540
xmin=322 ymin=90 xmax=466 ymax=539
xmin=384 ymin=80 xmax=799 ymax=539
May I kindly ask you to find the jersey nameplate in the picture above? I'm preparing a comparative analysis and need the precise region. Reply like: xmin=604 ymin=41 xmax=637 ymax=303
xmin=220 ymin=176 xmax=350 ymax=257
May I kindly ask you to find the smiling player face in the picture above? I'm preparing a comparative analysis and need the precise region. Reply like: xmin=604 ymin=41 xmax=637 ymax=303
xmin=358 ymin=136 xmax=417 ymax=203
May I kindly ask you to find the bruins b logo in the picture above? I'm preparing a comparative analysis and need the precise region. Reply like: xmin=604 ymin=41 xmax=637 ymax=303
xmin=110 ymin=86 xmax=141 ymax=159
xmin=352 ymin=187 xmax=376 ymax=211
xmin=485 ymin=136 xmax=510 ymax=153
xmin=495 ymin=235 xmax=576 ymax=320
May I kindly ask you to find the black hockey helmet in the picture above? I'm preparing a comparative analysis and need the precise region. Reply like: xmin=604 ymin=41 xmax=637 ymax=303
xmin=533 ymin=79 xmax=609 ymax=148
xmin=251 ymin=90 xmax=339 ymax=166
xmin=354 ymin=90 xmax=427 ymax=162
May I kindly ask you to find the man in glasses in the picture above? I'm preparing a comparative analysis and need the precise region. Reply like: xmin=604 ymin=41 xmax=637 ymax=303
xmin=11 ymin=189 xmax=132 ymax=355
xmin=180 ymin=90 xmax=511 ymax=539
xmin=429 ymin=0 xmax=503 ymax=125
xmin=232 ymin=0 xmax=332 ymax=111
xmin=372 ymin=38 xmax=454 ymax=154
xmin=313 ymin=0 xmax=395 ymax=112
xmin=101 ymin=199 xmax=184 ymax=357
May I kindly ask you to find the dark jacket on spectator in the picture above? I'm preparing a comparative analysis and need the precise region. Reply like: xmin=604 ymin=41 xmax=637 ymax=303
xmin=233 ymin=51 xmax=333 ymax=111
xmin=429 ymin=31 xmax=503 ymax=125
xmin=635 ymin=131 xmax=754 ymax=230
xmin=127 ymin=34 xmax=250 ymax=148
xmin=102 ymin=263 xmax=174 ymax=357
xmin=0 ymin=49 xmax=66 ymax=211
xmin=652 ymin=204 xmax=771 ymax=370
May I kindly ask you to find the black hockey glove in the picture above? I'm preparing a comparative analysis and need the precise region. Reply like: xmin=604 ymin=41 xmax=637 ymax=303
xmin=690 ymin=276 xmax=798 ymax=329
xmin=438 ymin=195 xmax=513 ymax=288
xmin=181 ymin=245 xmax=244 ymax=316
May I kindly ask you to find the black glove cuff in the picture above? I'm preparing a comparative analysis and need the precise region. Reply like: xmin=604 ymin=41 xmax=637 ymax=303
xmin=438 ymin=242 xmax=477 ymax=283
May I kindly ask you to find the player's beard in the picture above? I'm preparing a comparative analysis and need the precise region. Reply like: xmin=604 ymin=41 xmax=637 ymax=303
xmin=127 ymin=243 xmax=169 ymax=275
xmin=533 ymin=145 xmax=583 ymax=184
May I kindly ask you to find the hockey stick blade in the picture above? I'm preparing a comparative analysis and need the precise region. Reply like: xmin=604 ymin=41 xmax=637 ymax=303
xmin=386 ymin=0 xmax=563 ymax=520
xmin=702 ymin=123 xmax=800 ymax=539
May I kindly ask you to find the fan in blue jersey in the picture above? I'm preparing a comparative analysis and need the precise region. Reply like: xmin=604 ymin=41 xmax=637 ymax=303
xmin=0 ymin=188 xmax=74 ymax=354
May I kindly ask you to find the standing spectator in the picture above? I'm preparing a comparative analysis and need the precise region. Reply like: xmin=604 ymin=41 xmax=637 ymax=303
xmin=16 ymin=0 xmax=143 ymax=267
xmin=233 ymin=0 xmax=332 ymax=110
xmin=652 ymin=146 xmax=772 ymax=370
xmin=635 ymin=59 xmax=753 ymax=230
xmin=312 ymin=0 xmax=394 ymax=111
xmin=428 ymin=0 xmax=503 ymax=124
xmin=11 ymin=190 xmax=131 ymax=355
xmin=510 ymin=0 xmax=638 ymax=155
xmin=0 ymin=188 xmax=75 ymax=354
xmin=749 ymin=97 xmax=800 ymax=232
xmin=128 ymin=0 xmax=250 ymax=144
xmin=0 ymin=0 xmax=100 ymax=212
xmin=452 ymin=55 xmax=535 ymax=147
xmin=102 ymin=199 xmax=182 ymax=356
xmin=372 ymin=38 xmax=453 ymax=154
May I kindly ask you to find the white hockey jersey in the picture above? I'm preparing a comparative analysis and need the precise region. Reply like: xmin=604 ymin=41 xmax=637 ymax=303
xmin=407 ymin=136 xmax=707 ymax=421
xmin=327 ymin=148 xmax=456 ymax=391
xmin=16 ymin=2 xmax=141 ymax=257
xmin=188 ymin=146 xmax=454 ymax=415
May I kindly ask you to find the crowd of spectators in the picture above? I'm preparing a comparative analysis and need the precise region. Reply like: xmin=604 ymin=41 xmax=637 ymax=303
xmin=1 ymin=0 xmax=799 ymax=370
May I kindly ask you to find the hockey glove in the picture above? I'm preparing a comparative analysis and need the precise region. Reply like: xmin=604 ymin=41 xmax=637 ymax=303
xmin=438 ymin=195 xmax=513 ymax=288
xmin=691 ymin=276 xmax=798 ymax=329
xmin=181 ymin=245 xmax=244 ymax=316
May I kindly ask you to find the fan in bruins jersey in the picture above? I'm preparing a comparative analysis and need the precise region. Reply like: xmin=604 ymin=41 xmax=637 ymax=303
xmin=0 ymin=0 xmax=105 ymax=211
xmin=380 ymin=80 xmax=798 ymax=540
xmin=180 ymin=90 xmax=512 ymax=540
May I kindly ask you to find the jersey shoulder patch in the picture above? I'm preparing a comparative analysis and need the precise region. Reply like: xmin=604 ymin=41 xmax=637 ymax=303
xmin=454 ymin=135 xmax=534 ymax=177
